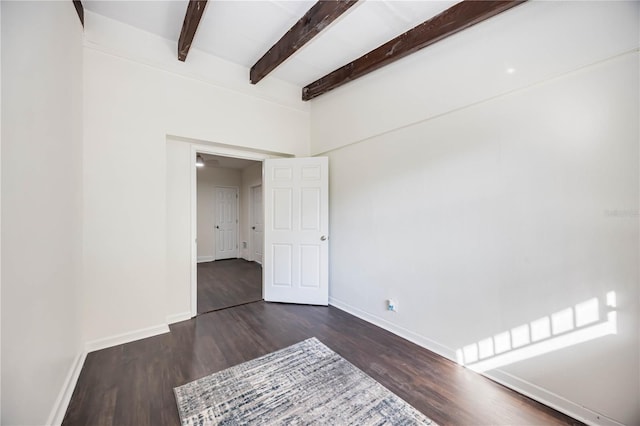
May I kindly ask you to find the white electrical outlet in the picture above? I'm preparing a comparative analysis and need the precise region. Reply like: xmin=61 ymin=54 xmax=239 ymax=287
xmin=387 ymin=299 xmax=397 ymax=312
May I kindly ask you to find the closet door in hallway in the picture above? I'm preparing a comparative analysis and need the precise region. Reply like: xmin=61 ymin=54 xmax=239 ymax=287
xmin=214 ymin=186 xmax=238 ymax=260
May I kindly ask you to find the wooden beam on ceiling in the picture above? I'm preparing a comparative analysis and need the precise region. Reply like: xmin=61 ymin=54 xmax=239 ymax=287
xmin=250 ymin=0 xmax=359 ymax=85
xmin=178 ymin=0 xmax=208 ymax=62
xmin=73 ymin=0 xmax=84 ymax=27
xmin=302 ymin=0 xmax=526 ymax=101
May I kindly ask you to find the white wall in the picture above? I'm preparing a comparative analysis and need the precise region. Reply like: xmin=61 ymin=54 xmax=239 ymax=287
xmin=313 ymin=2 xmax=639 ymax=425
xmin=311 ymin=2 xmax=639 ymax=156
xmin=240 ymin=163 xmax=263 ymax=260
xmin=0 ymin=2 xmax=3 ymax=420
xmin=1 ymin=2 xmax=3 ymax=420
xmin=166 ymin=139 xmax=192 ymax=320
xmin=83 ymin=12 xmax=310 ymax=344
xmin=197 ymin=166 xmax=242 ymax=260
xmin=1 ymin=2 xmax=83 ymax=425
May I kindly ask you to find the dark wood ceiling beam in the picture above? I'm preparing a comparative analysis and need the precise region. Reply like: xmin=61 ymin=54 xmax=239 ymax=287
xmin=302 ymin=0 xmax=526 ymax=101
xmin=178 ymin=0 xmax=208 ymax=62
xmin=73 ymin=0 xmax=84 ymax=27
xmin=250 ymin=0 xmax=359 ymax=85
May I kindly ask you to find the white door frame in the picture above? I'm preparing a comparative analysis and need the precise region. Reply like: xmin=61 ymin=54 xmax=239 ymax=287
xmin=213 ymin=185 xmax=239 ymax=260
xmin=249 ymin=184 xmax=263 ymax=264
xmin=190 ymin=144 xmax=280 ymax=317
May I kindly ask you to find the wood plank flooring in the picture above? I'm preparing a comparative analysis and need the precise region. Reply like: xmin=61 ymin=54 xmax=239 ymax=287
xmin=197 ymin=259 xmax=262 ymax=313
xmin=63 ymin=302 xmax=582 ymax=426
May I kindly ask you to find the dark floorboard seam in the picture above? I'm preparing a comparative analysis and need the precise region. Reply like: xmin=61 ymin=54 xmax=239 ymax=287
xmin=198 ymin=299 xmax=264 ymax=315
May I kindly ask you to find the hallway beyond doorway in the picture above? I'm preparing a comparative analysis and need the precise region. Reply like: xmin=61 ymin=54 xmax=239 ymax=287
xmin=197 ymin=259 xmax=262 ymax=314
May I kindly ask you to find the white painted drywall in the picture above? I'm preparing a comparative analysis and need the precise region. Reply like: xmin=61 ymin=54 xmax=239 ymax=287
xmin=0 ymin=2 xmax=3 ymax=421
xmin=82 ymin=12 xmax=310 ymax=343
xmin=1 ymin=2 xmax=83 ymax=424
xmin=83 ymin=10 xmax=305 ymax=113
xmin=240 ymin=163 xmax=263 ymax=260
xmin=313 ymin=2 xmax=639 ymax=424
xmin=311 ymin=2 xmax=639 ymax=156
xmin=197 ymin=166 xmax=241 ymax=260
xmin=166 ymin=139 xmax=192 ymax=319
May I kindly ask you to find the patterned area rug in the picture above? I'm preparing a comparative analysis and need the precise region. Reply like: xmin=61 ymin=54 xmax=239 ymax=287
xmin=174 ymin=337 xmax=436 ymax=425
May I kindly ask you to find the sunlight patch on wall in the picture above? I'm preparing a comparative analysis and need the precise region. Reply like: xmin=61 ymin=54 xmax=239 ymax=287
xmin=455 ymin=292 xmax=617 ymax=373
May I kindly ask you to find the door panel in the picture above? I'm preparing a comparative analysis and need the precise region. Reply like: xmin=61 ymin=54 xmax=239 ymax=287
xmin=301 ymin=188 xmax=320 ymax=230
xmin=300 ymin=245 xmax=320 ymax=288
xmin=214 ymin=186 xmax=238 ymax=260
xmin=273 ymin=188 xmax=292 ymax=230
xmin=264 ymin=157 xmax=328 ymax=305
xmin=273 ymin=244 xmax=292 ymax=286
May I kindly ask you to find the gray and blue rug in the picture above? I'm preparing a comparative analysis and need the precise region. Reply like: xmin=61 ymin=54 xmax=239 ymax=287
xmin=174 ymin=337 xmax=436 ymax=425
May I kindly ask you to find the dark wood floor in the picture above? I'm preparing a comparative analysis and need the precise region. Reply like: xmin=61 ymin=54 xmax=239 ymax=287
xmin=63 ymin=302 xmax=582 ymax=426
xmin=197 ymin=258 xmax=262 ymax=313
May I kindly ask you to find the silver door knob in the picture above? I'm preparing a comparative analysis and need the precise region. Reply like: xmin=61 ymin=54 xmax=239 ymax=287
xmin=320 ymin=235 xmax=327 ymax=241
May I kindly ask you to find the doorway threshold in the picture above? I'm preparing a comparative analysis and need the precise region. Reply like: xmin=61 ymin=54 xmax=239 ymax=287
xmin=197 ymin=299 xmax=264 ymax=316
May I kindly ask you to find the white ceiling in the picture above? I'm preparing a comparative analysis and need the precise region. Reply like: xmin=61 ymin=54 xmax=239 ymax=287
xmin=83 ymin=0 xmax=459 ymax=86
xmin=200 ymin=153 xmax=260 ymax=169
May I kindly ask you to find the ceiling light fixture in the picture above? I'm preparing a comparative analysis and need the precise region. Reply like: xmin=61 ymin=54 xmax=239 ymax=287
xmin=196 ymin=154 xmax=205 ymax=167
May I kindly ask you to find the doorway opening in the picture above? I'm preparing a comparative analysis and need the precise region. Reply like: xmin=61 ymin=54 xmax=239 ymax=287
xmin=195 ymin=152 xmax=264 ymax=314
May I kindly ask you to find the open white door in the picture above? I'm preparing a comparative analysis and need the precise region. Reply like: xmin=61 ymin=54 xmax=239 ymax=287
xmin=264 ymin=157 xmax=328 ymax=305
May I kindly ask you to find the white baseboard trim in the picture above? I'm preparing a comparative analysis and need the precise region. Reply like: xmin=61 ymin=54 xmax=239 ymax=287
xmin=197 ymin=256 xmax=214 ymax=263
xmin=85 ymin=323 xmax=170 ymax=353
xmin=167 ymin=311 xmax=192 ymax=325
xmin=485 ymin=370 xmax=623 ymax=426
xmin=47 ymin=317 xmax=194 ymax=426
xmin=46 ymin=351 xmax=87 ymax=426
xmin=328 ymin=296 xmax=622 ymax=426
xmin=328 ymin=297 xmax=456 ymax=361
